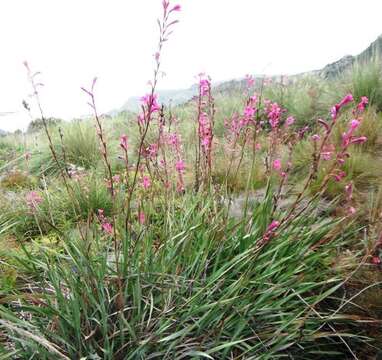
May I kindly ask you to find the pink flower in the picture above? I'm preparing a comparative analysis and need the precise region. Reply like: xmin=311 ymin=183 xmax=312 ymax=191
xmin=199 ymin=77 xmax=210 ymax=97
xmin=331 ymin=94 xmax=354 ymax=121
xmin=139 ymin=211 xmax=145 ymax=225
xmin=345 ymin=182 xmax=353 ymax=200
xmin=338 ymin=94 xmax=354 ymax=108
xmin=168 ymin=133 xmax=180 ymax=147
xmin=170 ymin=4 xmax=181 ymax=12
xmin=268 ymin=220 xmax=280 ymax=232
xmin=147 ymin=143 xmax=158 ymax=158
xmin=311 ymin=134 xmax=320 ymax=142
xmin=255 ymin=143 xmax=261 ymax=150
xmin=350 ymin=136 xmax=367 ymax=145
xmin=371 ymin=256 xmax=381 ymax=265
xmin=142 ymin=176 xmax=151 ymax=189
xmin=120 ymin=134 xmax=128 ymax=150
xmin=266 ymin=102 xmax=282 ymax=129
xmin=333 ymin=170 xmax=346 ymax=182
xmin=321 ymin=144 xmax=335 ymax=160
xmin=348 ymin=206 xmax=356 ymax=215
xmin=285 ymin=116 xmax=295 ymax=126
xmin=261 ymin=220 xmax=280 ymax=245
xmin=244 ymin=106 xmax=255 ymax=118
xmin=175 ymin=160 xmax=185 ymax=172
xmin=140 ymin=93 xmax=160 ymax=113
xmin=102 ymin=222 xmax=113 ymax=235
xmin=273 ymin=159 xmax=282 ymax=171
xmin=25 ymin=191 xmax=43 ymax=210
xmin=245 ymin=74 xmax=255 ymax=88
xmin=356 ymin=96 xmax=368 ymax=112
xmin=350 ymin=119 xmax=360 ymax=129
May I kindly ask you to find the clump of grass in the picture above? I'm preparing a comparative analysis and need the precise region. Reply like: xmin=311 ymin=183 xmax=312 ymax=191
xmin=0 ymin=170 xmax=36 ymax=190
xmin=351 ymin=59 xmax=382 ymax=111
xmin=0 ymin=191 xmax=371 ymax=359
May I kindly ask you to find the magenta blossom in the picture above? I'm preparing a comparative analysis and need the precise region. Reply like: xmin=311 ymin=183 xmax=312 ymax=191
xmin=356 ymin=96 xmax=368 ymax=113
xmin=273 ymin=159 xmax=282 ymax=171
xmin=142 ymin=176 xmax=151 ymax=189
xmin=199 ymin=76 xmax=210 ymax=97
xmin=372 ymin=256 xmax=381 ymax=265
xmin=140 ymin=93 xmax=160 ymax=113
xmin=345 ymin=182 xmax=353 ymax=200
xmin=350 ymin=136 xmax=367 ymax=145
xmin=175 ymin=159 xmax=185 ymax=172
xmin=331 ymin=94 xmax=354 ymax=121
xmin=321 ymin=144 xmax=335 ymax=160
xmin=333 ymin=170 xmax=346 ymax=182
xmin=311 ymin=134 xmax=320 ymax=142
xmin=266 ymin=102 xmax=282 ymax=129
xmin=285 ymin=116 xmax=295 ymax=126
xmin=120 ymin=134 xmax=128 ymax=150
xmin=350 ymin=119 xmax=360 ymax=129
xmin=139 ymin=211 xmax=145 ymax=225
xmin=102 ymin=222 xmax=113 ymax=235
xmin=170 ymin=4 xmax=181 ymax=12
xmin=268 ymin=220 xmax=280 ymax=232
xmin=245 ymin=74 xmax=255 ymax=88
xmin=244 ymin=106 xmax=255 ymax=118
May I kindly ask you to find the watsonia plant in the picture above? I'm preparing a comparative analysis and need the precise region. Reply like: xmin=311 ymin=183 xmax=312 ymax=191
xmin=0 ymin=1 xmax=379 ymax=359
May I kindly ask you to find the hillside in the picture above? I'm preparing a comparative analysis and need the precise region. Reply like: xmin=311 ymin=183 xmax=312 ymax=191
xmin=117 ymin=34 xmax=382 ymax=113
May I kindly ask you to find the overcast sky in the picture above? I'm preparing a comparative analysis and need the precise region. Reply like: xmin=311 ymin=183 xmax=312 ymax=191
xmin=1 ymin=0 xmax=382 ymax=131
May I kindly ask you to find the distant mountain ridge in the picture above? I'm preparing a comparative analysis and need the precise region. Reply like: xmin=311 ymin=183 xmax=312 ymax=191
xmin=317 ymin=34 xmax=382 ymax=78
xmin=116 ymin=34 xmax=382 ymax=113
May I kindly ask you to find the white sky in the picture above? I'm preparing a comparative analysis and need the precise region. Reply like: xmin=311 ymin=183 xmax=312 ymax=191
xmin=1 ymin=0 xmax=382 ymax=132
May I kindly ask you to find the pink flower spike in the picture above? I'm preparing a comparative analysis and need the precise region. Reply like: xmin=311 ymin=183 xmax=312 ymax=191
xmin=142 ymin=176 xmax=151 ymax=189
xmin=350 ymin=119 xmax=360 ymax=129
xmin=120 ymin=134 xmax=128 ymax=150
xmin=139 ymin=211 xmax=145 ymax=225
xmin=285 ymin=116 xmax=295 ymax=126
xmin=268 ymin=220 xmax=280 ymax=232
xmin=175 ymin=160 xmax=185 ymax=172
xmin=339 ymin=94 xmax=354 ymax=108
xmin=244 ymin=106 xmax=255 ymax=118
xmin=372 ymin=256 xmax=381 ymax=265
xmin=102 ymin=222 xmax=113 ymax=235
xmin=245 ymin=74 xmax=255 ymax=88
xmin=273 ymin=159 xmax=282 ymax=171
xmin=171 ymin=4 xmax=181 ymax=12
xmin=356 ymin=96 xmax=369 ymax=112
xmin=350 ymin=136 xmax=367 ymax=144
xmin=345 ymin=182 xmax=353 ymax=199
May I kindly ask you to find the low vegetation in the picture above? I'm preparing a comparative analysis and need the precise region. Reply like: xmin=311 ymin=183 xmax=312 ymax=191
xmin=1 ymin=2 xmax=382 ymax=359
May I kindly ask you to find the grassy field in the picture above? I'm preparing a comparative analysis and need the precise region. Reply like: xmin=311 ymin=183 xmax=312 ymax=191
xmin=1 ymin=3 xmax=382 ymax=359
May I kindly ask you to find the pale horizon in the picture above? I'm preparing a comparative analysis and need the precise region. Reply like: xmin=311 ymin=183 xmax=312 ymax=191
xmin=1 ymin=0 xmax=382 ymax=132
